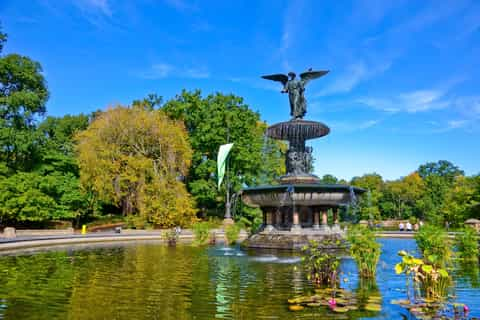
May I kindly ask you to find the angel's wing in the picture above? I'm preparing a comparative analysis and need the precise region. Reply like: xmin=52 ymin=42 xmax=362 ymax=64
xmin=261 ymin=74 xmax=289 ymax=86
xmin=300 ymin=70 xmax=329 ymax=82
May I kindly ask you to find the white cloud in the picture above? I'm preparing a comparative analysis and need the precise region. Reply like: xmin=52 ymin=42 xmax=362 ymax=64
xmin=164 ymin=0 xmax=197 ymax=12
xmin=73 ymin=0 xmax=112 ymax=16
xmin=137 ymin=63 xmax=210 ymax=80
xmin=317 ymin=60 xmax=391 ymax=96
xmin=358 ymin=89 xmax=449 ymax=113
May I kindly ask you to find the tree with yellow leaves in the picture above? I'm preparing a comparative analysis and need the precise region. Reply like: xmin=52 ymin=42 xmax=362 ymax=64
xmin=75 ymin=105 xmax=196 ymax=228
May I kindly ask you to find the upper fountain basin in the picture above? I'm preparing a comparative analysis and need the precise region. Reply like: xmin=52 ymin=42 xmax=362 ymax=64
xmin=266 ymin=119 xmax=330 ymax=141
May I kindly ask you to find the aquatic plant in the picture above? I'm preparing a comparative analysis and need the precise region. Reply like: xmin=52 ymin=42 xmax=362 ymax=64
xmin=301 ymin=240 xmax=340 ymax=286
xmin=455 ymin=227 xmax=479 ymax=262
xmin=192 ymin=221 xmax=212 ymax=245
xmin=414 ymin=224 xmax=452 ymax=268
xmin=162 ymin=228 xmax=179 ymax=246
xmin=225 ymin=223 xmax=242 ymax=245
xmin=347 ymin=225 xmax=381 ymax=278
xmin=395 ymin=250 xmax=450 ymax=301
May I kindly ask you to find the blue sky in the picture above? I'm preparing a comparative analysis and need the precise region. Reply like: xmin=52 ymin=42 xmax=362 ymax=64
xmin=1 ymin=0 xmax=479 ymax=181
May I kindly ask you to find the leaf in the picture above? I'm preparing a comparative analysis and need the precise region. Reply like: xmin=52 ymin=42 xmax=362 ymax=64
xmin=395 ymin=263 xmax=403 ymax=274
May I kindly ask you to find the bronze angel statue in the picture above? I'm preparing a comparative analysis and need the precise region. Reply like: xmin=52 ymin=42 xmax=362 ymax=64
xmin=262 ymin=69 xmax=329 ymax=119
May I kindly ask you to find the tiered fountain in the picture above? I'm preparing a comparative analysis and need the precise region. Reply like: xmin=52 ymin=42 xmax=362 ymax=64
xmin=241 ymin=69 xmax=365 ymax=249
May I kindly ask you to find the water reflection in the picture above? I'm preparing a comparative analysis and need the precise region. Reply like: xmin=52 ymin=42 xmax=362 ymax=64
xmin=0 ymin=239 xmax=478 ymax=319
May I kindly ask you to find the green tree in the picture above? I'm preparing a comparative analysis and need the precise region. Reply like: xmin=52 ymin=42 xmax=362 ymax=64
xmin=0 ymin=27 xmax=49 ymax=172
xmin=319 ymin=174 xmax=338 ymax=184
xmin=76 ymin=105 xmax=197 ymax=227
xmin=382 ymin=172 xmax=425 ymax=219
xmin=417 ymin=160 xmax=464 ymax=224
xmin=351 ymin=173 xmax=384 ymax=220
xmin=442 ymin=175 xmax=480 ymax=227
xmin=162 ymin=90 xmax=285 ymax=219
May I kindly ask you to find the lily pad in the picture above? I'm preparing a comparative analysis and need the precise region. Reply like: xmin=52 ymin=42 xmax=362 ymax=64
xmin=364 ymin=303 xmax=382 ymax=312
xmin=306 ymin=302 xmax=322 ymax=307
xmin=289 ymin=305 xmax=304 ymax=311
xmin=332 ymin=306 xmax=349 ymax=313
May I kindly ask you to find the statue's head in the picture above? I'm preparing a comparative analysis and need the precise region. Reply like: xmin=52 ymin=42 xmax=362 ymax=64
xmin=288 ymin=72 xmax=296 ymax=79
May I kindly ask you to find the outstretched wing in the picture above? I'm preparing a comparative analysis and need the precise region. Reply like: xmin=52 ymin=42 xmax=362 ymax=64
xmin=261 ymin=74 xmax=289 ymax=86
xmin=300 ymin=70 xmax=329 ymax=82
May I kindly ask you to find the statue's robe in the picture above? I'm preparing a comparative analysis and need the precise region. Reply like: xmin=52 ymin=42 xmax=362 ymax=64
xmin=285 ymin=80 xmax=306 ymax=119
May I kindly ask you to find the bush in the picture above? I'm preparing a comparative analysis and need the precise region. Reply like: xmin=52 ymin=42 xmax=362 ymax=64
xmin=455 ymin=227 xmax=479 ymax=262
xmin=192 ymin=221 xmax=212 ymax=245
xmin=347 ymin=225 xmax=382 ymax=278
xmin=395 ymin=250 xmax=450 ymax=301
xmin=415 ymin=225 xmax=452 ymax=268
xmin=225 ymin=223 xmax=241 ymax=245
xmin=301 ymin=240 xmax=340 ymax=286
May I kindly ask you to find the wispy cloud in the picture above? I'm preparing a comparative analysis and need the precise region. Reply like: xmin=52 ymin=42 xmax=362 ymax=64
xmin=73 ymin=0 xmax=112 ymax=17
xmin=329 ymin=119 xmax=381 ymax=133
xmin=358 ymin=89 xmax=450 ymax=113
xmin=279 ymin=0 xmax=308 ymax=70
xmin=136 ymin=63 xmax=210 ymax=80
xmin=316 ymin=60 xmax=391 ymax=96
xmin=164 ymin=0 xmax=197 ymax=12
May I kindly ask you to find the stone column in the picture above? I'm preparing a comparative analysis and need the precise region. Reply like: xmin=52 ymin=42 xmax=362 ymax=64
xmin=313 ymin=207 xmax=320 ymax=229
xmin=3 ymin=227 xmax=16 ymax=238
xmin=291 ymin=208 xmax=301 ymax=232
xmin=321 ymin=209 xmax=328 ymax=231
xmin=265 ymin=208 xmax=274 ymax=232
xmin=332 ymin=207 xmax=340 ymax=231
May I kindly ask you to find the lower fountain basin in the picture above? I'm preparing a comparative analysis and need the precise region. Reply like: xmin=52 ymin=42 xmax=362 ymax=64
xmin=241 ymin=184 xmax=365 ymax=207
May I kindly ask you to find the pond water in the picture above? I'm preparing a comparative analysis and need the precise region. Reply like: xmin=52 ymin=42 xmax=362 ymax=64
xmin=0 ymin=238 xmax=478 ymax=319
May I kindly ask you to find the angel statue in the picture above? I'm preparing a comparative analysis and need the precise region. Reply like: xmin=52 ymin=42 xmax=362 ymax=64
xmin=262 ymin=69 xmax=329 ymax=119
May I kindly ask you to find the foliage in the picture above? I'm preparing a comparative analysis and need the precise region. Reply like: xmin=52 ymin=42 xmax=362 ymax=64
xmin=301 ymin=240 xmax=341 ymax=286
xmin=351 ymin=173 xmax=384 ymax=221
xmin=76 ymin=105 xmax=197 ymax=228
xmin=455 ymin=227 xmax=479 ymax=262
xmin=414 ymin=225 xmax=452 ymax=268
xmin=0 ymin=28 xmax=49 ymax=172
xmin=162 ymin=90 xmax=285 ymax=221
xmin=442 ymin=175 xmax=480 ymax=227
xmin=225 ymin=223 xmax=242 ymax=245
xmin=192 ymin=221 xmax=213 ymax=245
xmin=395 ymin=250 xmax=450 ymax=301
xmin=347 ymin=225 xmax=381 ymax=278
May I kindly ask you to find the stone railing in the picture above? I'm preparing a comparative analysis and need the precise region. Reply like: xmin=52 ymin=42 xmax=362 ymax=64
xmin=1 ymin=227 xmax=75 ymax=238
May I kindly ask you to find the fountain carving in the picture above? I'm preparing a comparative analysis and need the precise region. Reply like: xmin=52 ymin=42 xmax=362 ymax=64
xmin=241 ymin=69 xmax=365 ymax=249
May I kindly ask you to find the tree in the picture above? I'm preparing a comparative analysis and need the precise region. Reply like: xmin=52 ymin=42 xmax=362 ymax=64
xmin=0 ymin=25 xmax=49 ymax=172
xmin=76 ymin=105 xmax=196 ymax=227
xmin=442 ymin=175 xmax=480 ymax=227
xmin=319 ymin=174 xmax=338 ymax=184
xmin=351 ymin=173 xmax=384 ymax=220
xmin=162 ymin=90 xmax=285 ymax=218
xmin=417 ymin=160 xmax=464 ymax=224
xmin=383 ymin=172 xmax=425 ymax=219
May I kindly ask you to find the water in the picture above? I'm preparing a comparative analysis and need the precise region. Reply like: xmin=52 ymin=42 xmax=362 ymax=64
xmin=0 ymin=239 xmax=478 ymax=319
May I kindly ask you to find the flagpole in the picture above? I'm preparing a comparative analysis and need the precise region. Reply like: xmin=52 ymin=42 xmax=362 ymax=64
xmin=223 ymin=113 xmax=233 ymax=224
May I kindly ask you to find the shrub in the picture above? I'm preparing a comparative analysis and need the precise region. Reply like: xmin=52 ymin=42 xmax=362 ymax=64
xmin=455 ymin=227 xmax=479 ymax=262
xmin=395 ymin=250 xmax=450 ymax=301
xmin=192 ymin=221 xmax=212 ymax=245
xmin=347 ymin=225 xmax=381 ymax=278
xmin=225 ymin=223 xmax=241 ymax=245
xmin=415 ymin=225 xmax=452 ymax=268
xmin=301 ymin=240 xmax=340 ymax=286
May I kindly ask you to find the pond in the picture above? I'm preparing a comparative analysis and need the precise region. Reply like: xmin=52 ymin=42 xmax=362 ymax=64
xmin=0 ymin=238 xmax=478 ymax=319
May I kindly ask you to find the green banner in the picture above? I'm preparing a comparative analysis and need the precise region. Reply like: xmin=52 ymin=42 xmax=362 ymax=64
xmin=217 ymin=143 xmax=234 ymax=190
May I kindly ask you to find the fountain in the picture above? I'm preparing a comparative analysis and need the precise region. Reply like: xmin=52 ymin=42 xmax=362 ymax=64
xmin=241 ymin=69 xmax=365 ymax=249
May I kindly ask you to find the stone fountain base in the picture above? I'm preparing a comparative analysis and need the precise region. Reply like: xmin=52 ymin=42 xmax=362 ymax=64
xmin=243 ymin=228 xmax=346 ymax=250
